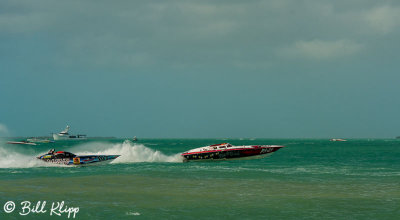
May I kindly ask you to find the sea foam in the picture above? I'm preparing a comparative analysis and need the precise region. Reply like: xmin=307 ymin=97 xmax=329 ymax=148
xmin=0 ymin=140 xmax=183 ymax=168
xmin=72 ymin=140 xmax=183 ymax=163
xmin=0 ymin=145 xmax=58 ymax=168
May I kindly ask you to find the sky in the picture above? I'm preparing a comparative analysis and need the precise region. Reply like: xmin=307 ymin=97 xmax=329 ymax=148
xmin=0 ymin=0 xmax=399 ymax=138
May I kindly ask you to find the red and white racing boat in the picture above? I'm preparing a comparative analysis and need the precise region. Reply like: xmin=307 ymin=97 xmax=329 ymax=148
xmin=181 ymin=143 xmax=285 ymax=162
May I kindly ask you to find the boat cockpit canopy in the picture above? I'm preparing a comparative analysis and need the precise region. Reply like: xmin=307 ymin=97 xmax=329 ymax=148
xmin=53 ymin=151 xmax=76 ymax=158
xmin=210 ymin=143 xmax=232 ymax=149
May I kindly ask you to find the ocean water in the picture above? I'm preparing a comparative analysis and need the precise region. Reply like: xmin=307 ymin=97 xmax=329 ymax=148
xmin=0 ymin=138 xmax=399 ymax=219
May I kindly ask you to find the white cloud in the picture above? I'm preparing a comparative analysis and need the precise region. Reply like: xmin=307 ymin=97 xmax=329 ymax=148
xmin=0 ymin=123 xmax=10 ymax=137
xmin=364 ymin=5 xmax=400 ymax=34
xmin=0 ymin=1 xmax=396 ymax=70
xmin=278 ymin=39 xmax=363 ymax=60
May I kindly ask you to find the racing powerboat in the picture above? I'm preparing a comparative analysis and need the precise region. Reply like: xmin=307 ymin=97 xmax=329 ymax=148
xmin=37 ymin=149 xmax=120 ymax=165
xmin=181 ymin=143 xmax=285 ymax=162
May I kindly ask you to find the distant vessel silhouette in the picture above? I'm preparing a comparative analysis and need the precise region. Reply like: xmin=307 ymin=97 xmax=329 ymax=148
xmin=53 ymin=125 xmax=86 ymax=141
xmin=330 ymin=139 xmax=347 ymax=142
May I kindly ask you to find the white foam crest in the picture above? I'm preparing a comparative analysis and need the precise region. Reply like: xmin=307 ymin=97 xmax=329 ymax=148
xmin=0 ymin=146 xmax=60 ymax=168
xmin=75 ymin=140 xmax=184 ymax=163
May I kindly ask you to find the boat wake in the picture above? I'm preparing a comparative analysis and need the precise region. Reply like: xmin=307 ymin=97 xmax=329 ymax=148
xmin=71 ymin=140 xmax=183 ymax=163
xmin=0 ymin=145 xmax=59 ymax=168
xmin=0 ymin=140 xmax=183 ymax=168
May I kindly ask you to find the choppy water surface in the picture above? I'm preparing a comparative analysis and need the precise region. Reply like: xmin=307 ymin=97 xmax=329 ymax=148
xmin=0 ymin=138 xmax=399 ymax=219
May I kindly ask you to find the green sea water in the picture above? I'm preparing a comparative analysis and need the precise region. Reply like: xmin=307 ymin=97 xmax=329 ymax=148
xmin=0 ymin=138 xmax=399 ymax=219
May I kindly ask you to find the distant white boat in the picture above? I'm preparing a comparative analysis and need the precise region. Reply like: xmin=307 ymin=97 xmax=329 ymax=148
xmin=7 ymin=141 xmax=37 ymax=146
xmin=330 ymin=138 xmax=347 ymax=142
xmin=52 ymin=125 xmax=87 ymax=141
xmin=27 ymin=138 xmax=55 ymax=143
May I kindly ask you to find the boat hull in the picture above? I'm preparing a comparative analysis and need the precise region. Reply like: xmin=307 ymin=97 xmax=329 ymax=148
xmin=53 ymin=134 xmax=87 ymax=141
xmin=39 ymin=155 xmax=120 ymax=165
xmin=181 ymin=145 xmax=284 ymax=162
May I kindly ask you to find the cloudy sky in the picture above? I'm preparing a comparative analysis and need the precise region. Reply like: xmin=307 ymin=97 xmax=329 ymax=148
xmin=1 ymin=0 xmax=399 ymax=138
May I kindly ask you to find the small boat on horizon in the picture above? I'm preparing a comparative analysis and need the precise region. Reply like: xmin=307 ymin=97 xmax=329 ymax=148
xmin=27 ymin=137 xmax=55 ymax=143
xmin=181 ymin=143 xmax=285 ymax=162
xmin=7 ymin=141 xmax=37 ymax=146
xmin=37 ymin=149 xmax=120 ymax=165
xmin=52 ymin=125 xmax=87 ymax=141
xmin=330 ymin=139 xmax=347 ymax=142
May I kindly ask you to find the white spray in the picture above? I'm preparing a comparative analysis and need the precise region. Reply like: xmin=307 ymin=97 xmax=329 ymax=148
xmin=73 ymin=140 xmax=183 ymax=163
